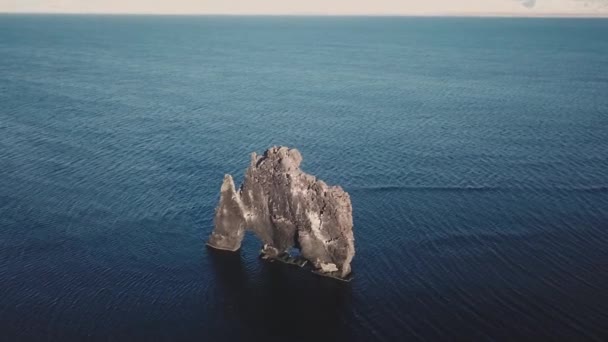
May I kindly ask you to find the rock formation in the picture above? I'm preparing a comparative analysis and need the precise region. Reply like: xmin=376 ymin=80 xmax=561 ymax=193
xmin=207 ymin=146 xmax=355 ymax=279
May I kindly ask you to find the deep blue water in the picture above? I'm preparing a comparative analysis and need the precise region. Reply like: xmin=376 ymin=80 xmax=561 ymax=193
xmin=1 ymin=15 xmax=608 ymax=341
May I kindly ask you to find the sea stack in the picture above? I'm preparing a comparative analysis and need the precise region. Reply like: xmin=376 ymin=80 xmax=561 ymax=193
xmin=207 ymin=146 xmax=355 ymax=279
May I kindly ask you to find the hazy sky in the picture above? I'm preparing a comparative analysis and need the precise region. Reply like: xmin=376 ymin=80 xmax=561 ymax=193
xmin=2 ymin=0 xmax=608 ymax=16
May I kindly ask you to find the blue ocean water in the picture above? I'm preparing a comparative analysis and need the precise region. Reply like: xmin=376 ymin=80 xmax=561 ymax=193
xmin=1 ymin=15 xmax=608 ymax=340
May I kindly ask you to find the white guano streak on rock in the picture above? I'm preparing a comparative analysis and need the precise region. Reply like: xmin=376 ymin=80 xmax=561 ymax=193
xmin=225 ymin=175 xmax=252 ymax=221
xmin=307 ymin=211 xmax=328 ymax=242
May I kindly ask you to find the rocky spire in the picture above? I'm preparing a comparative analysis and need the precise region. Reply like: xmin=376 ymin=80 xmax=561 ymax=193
xmin=207 ymin=146 xmax=355 ymax=279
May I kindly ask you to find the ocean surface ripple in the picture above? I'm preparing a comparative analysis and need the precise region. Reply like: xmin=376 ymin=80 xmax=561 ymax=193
xmin=1 ymin=15 xmax=607 ymax=341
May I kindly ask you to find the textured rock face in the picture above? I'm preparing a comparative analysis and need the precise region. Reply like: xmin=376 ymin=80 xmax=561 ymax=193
xmin=207 ymin=146 xmax=355 ymax=278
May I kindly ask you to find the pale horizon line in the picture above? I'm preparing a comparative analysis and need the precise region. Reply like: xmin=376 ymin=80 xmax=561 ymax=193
xmin=2 ymin=11 xmax=608 ymax=18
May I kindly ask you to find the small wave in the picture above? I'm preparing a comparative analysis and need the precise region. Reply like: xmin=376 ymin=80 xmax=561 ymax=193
xmin=348 ymin=185 xmax=608 ymax=193
xmin=568 ymin=186 xmax=608 ymax=193
xmin=349 ymin=185 xmax=508 ymax=193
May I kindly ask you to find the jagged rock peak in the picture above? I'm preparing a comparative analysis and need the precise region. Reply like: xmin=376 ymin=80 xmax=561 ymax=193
xmin=207 ymin=146 xmax=355 ymax=280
